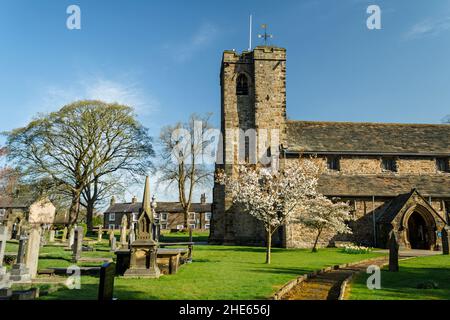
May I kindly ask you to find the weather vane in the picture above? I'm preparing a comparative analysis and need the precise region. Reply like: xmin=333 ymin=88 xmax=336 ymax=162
xmin=258 ymin=24 xmax=273 ymax=46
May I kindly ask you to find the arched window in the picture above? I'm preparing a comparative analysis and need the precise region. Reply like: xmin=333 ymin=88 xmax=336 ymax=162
xmin=236 ymin=74 xmax=249 ymax=96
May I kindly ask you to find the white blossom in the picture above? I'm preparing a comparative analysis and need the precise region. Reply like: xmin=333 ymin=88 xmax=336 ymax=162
xmin=216 ymin=159 xmax=320 ymax=263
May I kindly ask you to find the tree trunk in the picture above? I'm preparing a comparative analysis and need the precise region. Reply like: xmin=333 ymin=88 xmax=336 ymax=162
xmin=184 ymin=209 xmax=189 ymax=229
xmin=312 ymin=229 xmax=322 ymax=253
xmin=86 ymin=200 xmax=94 ymax=231
xmin=69 ymin=191 xmax=81 ymax=226
xmin=265 ymin=228 xmax=272 ymax=264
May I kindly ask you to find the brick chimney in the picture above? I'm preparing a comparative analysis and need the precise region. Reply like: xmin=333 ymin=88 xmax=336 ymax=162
xmin=200 ymin=193 xmax=206 ymax=204
xmin=110 ymin=196 xmax=116 ymax=206
xmin=131 ymin=196 xmax=138 ymax=203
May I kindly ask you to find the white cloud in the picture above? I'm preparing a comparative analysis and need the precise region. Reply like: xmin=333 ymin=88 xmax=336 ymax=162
xmin=42 ymin=77 xmax=159 ymax=116
xmin=405 ymin=16 xmax=450 ymax=40
xmin=169 ymin=23 xmax=219 ymax=62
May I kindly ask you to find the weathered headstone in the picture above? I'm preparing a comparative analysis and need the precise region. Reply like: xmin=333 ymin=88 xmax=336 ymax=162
xmin=71 ymin=226 xmax=84 ymax=263
xmin=129 ymin=225 xmax=136 ymax=246
xmin=10 ymin=233 xmax=31 ymax=282
xmin=68 ymin=227 xmax=75 ymax=248
xmin=0 ymin=226 xmax=7 ymax=270
xmin=110 ymin=237 xmax=117 ymax=252
xmin=62 ymin=227 xmax=68 ymax=242
xmin=0 ymin=226 xmax=11 ymax=289
xmin=40 ymin=228 xmax=48 ymax=247
xmin=442 ymin=227 xmax=449 ymax=255
xmin=109 ymin=230 xmax=115 ymax=246
xmin=97 ymin=225 xmax=103 ymax=242
xmin=98 ymin=262 xmax=116 ymax=300
xmin=15 ymin=220 xmax=24 ymax=240
xmin=49 ymin=229 xmax=55 ymax=243
xmin=24 ymin=226 xmax=42 ymax=279
xmin=388 ymin=230 xmax=399 ymax=272
xmin=120 ymin=215 xmax=128 ymax=248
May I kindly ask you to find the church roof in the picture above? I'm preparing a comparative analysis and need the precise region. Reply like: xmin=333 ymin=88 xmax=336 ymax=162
xmin=105 ymin=202 xmax=212 ymax=214
xmin=286 ymin=121 xmax=450 ymax=156
xmin=318 ymin=174 xmax=450 ymax=198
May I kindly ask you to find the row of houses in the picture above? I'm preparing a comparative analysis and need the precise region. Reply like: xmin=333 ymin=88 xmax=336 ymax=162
xmin=0 ymin=192 xmax=212 ymax=237
xmin=103 ymin=194 xmax=212 ymax=231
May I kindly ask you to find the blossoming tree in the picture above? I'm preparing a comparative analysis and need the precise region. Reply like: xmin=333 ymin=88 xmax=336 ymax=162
xmin=216 ymin=159 xmax=319 ymax=264
xmin=299 ymin=195 xmax=353 ymax=252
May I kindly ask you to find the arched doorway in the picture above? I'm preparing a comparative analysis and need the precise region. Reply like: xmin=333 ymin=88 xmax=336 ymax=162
xmin=407 ymin=212 xmax=432 ymax=249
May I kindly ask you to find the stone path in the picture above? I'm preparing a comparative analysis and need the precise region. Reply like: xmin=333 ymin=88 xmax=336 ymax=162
xmin=282 ymin=249 xmax=442 ymax=300
xmin=282 ymin=257 xmax=389 ymax=300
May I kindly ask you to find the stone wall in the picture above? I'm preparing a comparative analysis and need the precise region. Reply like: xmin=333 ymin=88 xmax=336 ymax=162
xmin=339 ymin=157 xmax=382 ymax=175
xmin=317 ymin=156 xmax=445 ymax=175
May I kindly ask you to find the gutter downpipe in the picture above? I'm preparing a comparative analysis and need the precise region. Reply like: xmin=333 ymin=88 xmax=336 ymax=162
xmin=372 ymin=195 xmax=377 ymax=248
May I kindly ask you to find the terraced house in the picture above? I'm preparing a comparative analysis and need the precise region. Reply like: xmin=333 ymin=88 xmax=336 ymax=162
xmin=104 ymin=194 xmax=212 ymax=231
xmin=209 ymin=45 xmax=450 ymax=250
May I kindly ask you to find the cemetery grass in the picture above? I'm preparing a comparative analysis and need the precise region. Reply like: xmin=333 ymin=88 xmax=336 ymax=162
xmin=347 ymin=254 xmax=450 ymax=300
xmin=37 ymin=245 xmax=383 ymax=300
xmin=159 ymin=230 xmax=209 ymax=243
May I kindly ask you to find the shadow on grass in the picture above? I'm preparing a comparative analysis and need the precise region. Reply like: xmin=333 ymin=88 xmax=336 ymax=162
xmin=39 ymin=256 xmax=72 ymax=262
xmin=352 ymin=264 xmax=450 ymax=300
xmin=248 ymin=267 xmax=310 ymax=275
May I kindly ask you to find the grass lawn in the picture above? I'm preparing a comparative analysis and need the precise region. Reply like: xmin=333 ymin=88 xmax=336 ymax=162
xmin=348 ymin=255 xmax=450 ymax=300
xmin=5 ymin=239 xmax=115 ymax=269
xmin=33 ymin=245 xmax=383 ymax=300
xmin=159 ymin=230 xmax=210 ymax=243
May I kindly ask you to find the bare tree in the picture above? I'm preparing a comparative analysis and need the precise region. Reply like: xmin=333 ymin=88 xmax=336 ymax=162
xmin=81 ymin=173 xmax=127 ymax=230
xmin=157 ymin=113 xmax=214 ymax=229
xmin=443 ymin=115 xmax=450 ymax=124
xmin=5 ymin=100 xmax=154 ymax=227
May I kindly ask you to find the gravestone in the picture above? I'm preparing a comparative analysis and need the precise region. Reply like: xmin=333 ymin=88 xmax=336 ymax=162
xmin=388 ymin=230 xmax=399 ymax=272
xmin=68 ymin=227 xmax=75 ymax=248
xmin=124 ymin=176 xmax=160 ymax=278
xmin=110 ymin=237 xmax=117 ymax=252
xmin=0 ymin=226 xmax=11 ymax=289
xmin=97 ymin=225 xmax=103 ymax=242
xmin=62 ymin=227 xmax=68 ymax=242
xmin=24 ymin=226 xmax=42 ymax=279
xmin=15 ymin=220 xmax=25 ymax=240
xmin=129 ymin=225 xmax=136 ymax=246
xmin=49 ymin=230 xmax=55 ymax=243
xmin=442 ymin=227 xmax=449 ymax=255
xmin=120 ymin=215 xmax=128 ymax=248
xmin=98 ymin=262 xmax=116 ymax=300
xmin=40 ymin=228 xmax=48 ymax=247
xmin=71 ymin=226 xmax=84 ymax=263
xmin=109 ymin=231 xmax=115 ymax=246
xmin=10 ymin=234 xmax=31 ymax=282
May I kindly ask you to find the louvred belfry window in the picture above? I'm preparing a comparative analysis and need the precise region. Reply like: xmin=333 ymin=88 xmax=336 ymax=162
xmin=236 ymin=74 xmax=249 ymax=96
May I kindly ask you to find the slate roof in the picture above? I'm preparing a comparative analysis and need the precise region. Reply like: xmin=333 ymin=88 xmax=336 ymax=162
xmin=286 ymin=121 xmax=450 ymax=155
xmin=376 ymin=191 xmax=413 ymax=224
xmin=0 ymin=197 xmax=35 ymax=209
xmin=318 ymin=174 xmax=450 ymax=198
xmin=376 ymin=189 xmax=447 ymax=224
xmin=105 ymin=202 xmax=212 ymax=214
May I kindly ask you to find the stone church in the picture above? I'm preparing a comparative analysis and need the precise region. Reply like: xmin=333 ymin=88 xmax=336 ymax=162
xmin=209 ymin=45 xmax=450 ymax=250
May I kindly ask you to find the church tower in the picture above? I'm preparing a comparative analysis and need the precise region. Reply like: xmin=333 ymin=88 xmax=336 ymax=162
xmin=209 ymin=46 xmax=287 ymax=245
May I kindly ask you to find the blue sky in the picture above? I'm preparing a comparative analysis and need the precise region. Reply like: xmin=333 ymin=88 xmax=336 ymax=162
xmin=1 ymin=0 xmax=449 ymax=200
